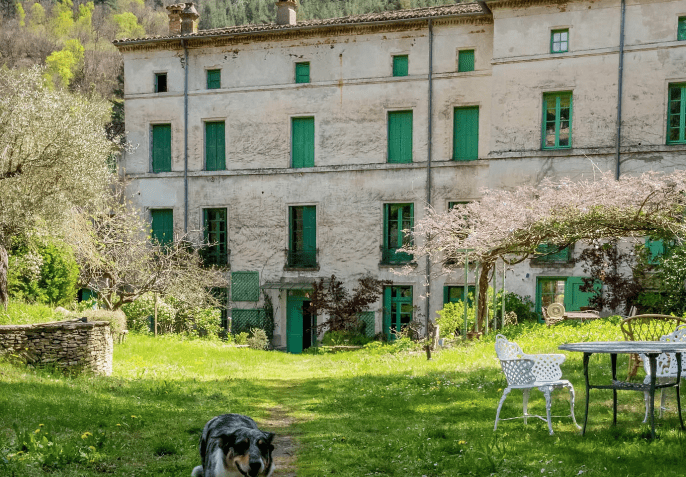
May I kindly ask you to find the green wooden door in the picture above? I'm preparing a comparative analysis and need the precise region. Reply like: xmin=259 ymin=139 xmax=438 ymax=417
xmin=564 ymin=277 xmax=600 ymax=311
xmin=453 ymin=107 xmax=479 ymax=161
xmin=205 ymin=121 xmax=225 ymax=171
xmin=291 ymin=117 xmax=314 ymax=168
xmin=388 ymin=111 xmax=413 ymax=163
xmin=383 ymin=286 xmax=413 ymax=340
xmin=152 ymin=124 xmax=171 ymax=172
xmin=287 ymin=295 xmax=304 ymax=354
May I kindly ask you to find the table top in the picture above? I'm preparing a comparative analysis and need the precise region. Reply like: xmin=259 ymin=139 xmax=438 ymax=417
xmin=559 ymin=341 xmax=686 ymax=354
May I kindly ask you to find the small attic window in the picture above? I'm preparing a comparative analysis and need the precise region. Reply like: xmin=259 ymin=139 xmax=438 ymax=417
xmin=155 ymin=73 xmax=167 ymax=93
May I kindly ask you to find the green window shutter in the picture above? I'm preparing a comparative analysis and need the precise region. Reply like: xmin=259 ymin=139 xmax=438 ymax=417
xmin=678 ymin=17 xmax=686 ymax=41
xmin=231 ymin=309 xmax=266 ymax=335
xmin=536 ymin=243 xmax=572 ymax=262
xmin=645 ymin=238 xmax=666 ymax=264
xmin=291 ymin=117 xmax=315 ymax=168
xmin=205 ymin=121 xmax=225 ymax=171
xmin=383 ymin=287 xmax=392 ymax=340
xmin=453 ymin=107 xmax=479 ymax=161
xmin=203 ymin=208 xmax=227 ymax=265
xmin=550 ymin=29 xmax=569 ymax=53
xmin=388 ymin=111 xmax=413 ymax=163
xmin=231 ymin=271 xmax=260 ymax=302
xmin=457 ymin=50 xmax=474 ymax=72
xmin=150 ymin=209 xmax=173 ymax=245
xmin=393 ymin=55 xmax=408 ymax=77
xmin=542 ymin=92 xmax=572 ymax=149
xmin=207 ymin=69 xmax=221 ymax=89
xmin=152 ymin=124 xmax=171 ymax=172
xmin=358 ymin=311 xmax=375 ymax=337
xmin=295 ymin=62 xmax=310 ymax=84
xmin=564 ymin=277 xmax=600 ymax=311
xmin=667 ymin=84 xmax=686 ymax=144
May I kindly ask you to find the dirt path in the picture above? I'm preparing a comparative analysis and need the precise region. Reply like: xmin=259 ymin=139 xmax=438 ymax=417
xmin=263 ymin=406 xmax=297 ymax=476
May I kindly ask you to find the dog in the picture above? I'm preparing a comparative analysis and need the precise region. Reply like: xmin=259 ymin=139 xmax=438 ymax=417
xmin=191 ymin=414 xmax=275 ymax=477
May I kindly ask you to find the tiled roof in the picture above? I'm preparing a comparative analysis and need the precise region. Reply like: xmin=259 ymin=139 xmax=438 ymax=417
xmin=113 ymin=2 xmax=488 ymax=45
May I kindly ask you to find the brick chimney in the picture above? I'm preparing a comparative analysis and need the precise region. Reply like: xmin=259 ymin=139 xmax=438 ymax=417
xmin=166 ymin=3 xmax=184 ymax=35
xmin=180 ymin=3 xmax=200 ymax=35
xmin=275 ymin=0 xmax=297 ymax=26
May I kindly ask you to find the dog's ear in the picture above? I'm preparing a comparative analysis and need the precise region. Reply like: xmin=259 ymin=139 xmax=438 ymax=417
xmin=264 ymin=432 xmax=275 ymax=451
xmin=218 ymin=433 xmax=237 ymax=456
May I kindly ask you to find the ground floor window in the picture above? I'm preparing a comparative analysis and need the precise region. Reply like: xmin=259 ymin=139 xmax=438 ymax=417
xmin=383 ymin=286 xmax=413 ymax=339
xmin=536 ymin=276 xmax=600 ymax=318
xmin=443 ymin=285 xmax=476 ymax=305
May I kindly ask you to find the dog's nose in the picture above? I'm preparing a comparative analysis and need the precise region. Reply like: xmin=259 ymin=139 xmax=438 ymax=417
xmin=249 ymin=461 xmax=262 ymax=476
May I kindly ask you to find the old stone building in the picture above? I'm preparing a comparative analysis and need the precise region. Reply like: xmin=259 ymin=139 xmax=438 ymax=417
xmin=114 ymin=0 xmax=686 ymax=352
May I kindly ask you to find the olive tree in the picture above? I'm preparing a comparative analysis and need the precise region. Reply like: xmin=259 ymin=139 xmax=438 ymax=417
xmin=0 ymin=67 xmax=114 ymax=309
xmin=408 ymin=171 xmax=686 ymax=331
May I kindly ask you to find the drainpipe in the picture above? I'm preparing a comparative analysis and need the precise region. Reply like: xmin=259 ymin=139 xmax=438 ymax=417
xmin=425 ymin=19 xmax=434 ymax=335
xmin=615 ymin=0 xmax=626 ymax=180
xmin=182 ymin=39 xmax=189 ymax=233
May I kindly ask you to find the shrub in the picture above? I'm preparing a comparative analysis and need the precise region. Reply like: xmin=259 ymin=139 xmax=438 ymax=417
xmin=234 ymin=332 xmax=249 ymax=345
xmin=122 ymin=294 xmax=174 ymax=333
xmin=246 ymin=328 xmax=269 ymax=350
xmin=499 ymin=292 xmax=537 ymax=322
xmin=436 ymin=301 xmax=470 ymax=338
xmin=320 ymin=330 xmax=372 ymax=346
xmin=71 ymin=309 xmax=127 ymax=336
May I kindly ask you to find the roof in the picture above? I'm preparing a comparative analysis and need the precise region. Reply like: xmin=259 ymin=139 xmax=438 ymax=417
xmin=113 ymin=2 xmax=489 ymax=46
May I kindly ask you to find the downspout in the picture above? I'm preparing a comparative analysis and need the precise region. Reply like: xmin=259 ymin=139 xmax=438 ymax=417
xmin=182 ymin=39 xmax=189 ymax=233
xmin=615 ymin=0 xmax=626 ymax=180
xmin=425 ymin=19 xmax=434 ymax=335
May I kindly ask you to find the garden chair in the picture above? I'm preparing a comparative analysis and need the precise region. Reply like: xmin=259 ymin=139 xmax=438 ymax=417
xmin=620 ymin=314 xmax=686 ymax=380
xmin=639 ymin=325 xmax=686 ymax=422
xmin=494 ymin=334 xmax=580 ymax=435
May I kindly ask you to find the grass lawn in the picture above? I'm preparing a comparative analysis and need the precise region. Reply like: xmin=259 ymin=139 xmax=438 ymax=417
xmin=2 ymin=320 xmax=686 ymax=476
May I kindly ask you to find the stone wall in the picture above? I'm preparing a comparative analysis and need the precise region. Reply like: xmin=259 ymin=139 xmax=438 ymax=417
xmin=0 ymin=319 xmax=113 ymax=376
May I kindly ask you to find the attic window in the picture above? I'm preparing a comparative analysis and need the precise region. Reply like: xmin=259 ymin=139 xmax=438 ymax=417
xmin=551 ymin=29 xmax=569 ymax=53
xmin=155 ymin=73 xmax=167 ymax=93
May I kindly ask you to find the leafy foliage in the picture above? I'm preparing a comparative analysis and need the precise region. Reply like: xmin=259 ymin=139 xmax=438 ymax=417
xmin=246 ymin=327 xmax=270 ymax=350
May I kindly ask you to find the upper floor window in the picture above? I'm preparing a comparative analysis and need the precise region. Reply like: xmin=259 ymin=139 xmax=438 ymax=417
xmin=295 ymin=62 xmax=310 ymax=84
xmin=151 ymin=123 xmax=171 ymax=172
xmin=205 ymin=121 xmax=226 ymax=171
xmin=542 ymin=92 xmax=572 ymax=149
xmin=202 ymin=208 xmax=228 ymax=266
xmin=678 ymin=16 xmax=686 ymax=41
xmin=453 ymin=106 xmax=479 ymax=161
xmin=457 ymin=50 xmax=475 ymax=72
xmin=288 ymin=205 xmax=317 ymax=268
xmin=393 ymin=55 xmax=408 ymax=77
xmin=382 ymin=203 xmax=414 ymax=264
xmin=535 ymin=243 xmax=572 ymax=263
xmin=291 ymin=117 xmax=315 ymax=168
xmin=207 ymin=69 xmax=221 ymax=89
xmin=667 ymin=83 xmax=686 ymax=144
xmin=550 ymin=29 xmax=569 ymax=54
xmin=155 ymin=72 xmax=167 ymax=93
xmin=387 ymin=110 xmax=413 ymax=163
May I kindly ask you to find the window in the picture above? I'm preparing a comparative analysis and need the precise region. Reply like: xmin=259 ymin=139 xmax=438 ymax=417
xmin=150 ymin=209 xmax=173 ymax=245
xmin=458 ymin=50 xmax=475 ymax=72
xmin=231 ymin=271 xmax=260 ymax=302
xmin=291 ymin=117 xmax=314 ymax=168
xmin=207 ymin=69 xmax=221 ymax=89
xmin=383 ymin=286 xmax=413 ymax=340
xmin=667 ymin=83 xmax=686 ymax=144
xmin=645 ymin=238 xmax=671 ymax=264
xmin=387 ymin=111 xmax=413 ymax=163
xmin=536 ymin=277 xmax=600 ymax=317
xmin=678 ymin=16 xmax=686 ymax=41
xmin=392 ymin=55 xmax=408 ymax=77
xmin=288 ymin=206 xmax=317 ymax=268
xmin=151 ymin=124 xmax=172 ymax=172
xmin=535 ymin=243 xmax=572 ymax=263
xmin=295 ymin=62 xmax=310 ymax=84
xmin=542 ymin=92 xmax=572 ymax=149
xmin=382 ymin=203 xmax=414 ymax=264
xmin=453 ymin=106 xmax=479 ymax=160
xmin=205 ymin=121 xmax=225 ymax=171
xmin=551 ymin=29 xmax=569 ymax=53
xmin=155 ymin=73 xmax=167 ymax=93
xmin=443 ymin=286 xmax=475 ymax=305
xmin=202 ymin=208 xmax=228 ymax=266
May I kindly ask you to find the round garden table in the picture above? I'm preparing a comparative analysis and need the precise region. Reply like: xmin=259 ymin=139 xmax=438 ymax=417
xmin=558 ymin=341 xmax=686 ymax=439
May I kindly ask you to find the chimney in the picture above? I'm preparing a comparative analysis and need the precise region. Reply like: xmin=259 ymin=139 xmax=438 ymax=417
xmin=166 ymin=4 xmax=183 ymax=35
xmin=275 ymin=0 xmax=297 ymax=26
xmin=180 ymin=2 xmax=200 ymax=35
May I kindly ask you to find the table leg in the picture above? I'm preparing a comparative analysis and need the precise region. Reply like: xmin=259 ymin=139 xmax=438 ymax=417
xmin=583 ymin=352 xmax=591 ymax=436
xmin=648 ymin=353 xmax=657 ymax=440
xmin=611 ymin=353 xmax=617 ymax=426
xmin=677 ymin=352 xmax=684 ymax=431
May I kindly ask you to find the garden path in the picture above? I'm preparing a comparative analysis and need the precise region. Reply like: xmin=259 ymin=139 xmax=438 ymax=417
xmin=264 ymin=406 xmax=297 ymax=476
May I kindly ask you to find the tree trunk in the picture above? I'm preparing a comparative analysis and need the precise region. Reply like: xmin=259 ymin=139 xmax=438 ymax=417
xmin=0 ymin=239 xmax=8 ymax=311
xmin=477 ymin=260 xmax=494 ymax=333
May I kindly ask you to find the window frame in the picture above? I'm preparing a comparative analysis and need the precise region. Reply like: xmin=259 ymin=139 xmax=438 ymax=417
xmin=291 ymin=116 xmax=315 ymax=168
xmin=457 ymin=49 xmax=475 ymax=73
xmin=154 ymin=72 xmax=167 ymax=93
xmin=392 ymin=55 xmax=409 ymax=77
xmin=550 ymin=28 xmax=569 ymax=54
xmin=150 ymin=208 xmax=174 ymax=245
xmin=678 ymin=16 xmax=686 ymax=41
xmin=542 ymin=91 xmax=573 ymax=150
xmin=204 ymin=120 xmax=226 ymax=171
xmin=202 ymin=208 xmax=228 ymax=266
xmin=295 ymin=62 xmax=310 ymax=84
xmin=453 ymin=106 xmax=479 ymax=161
xmin=383 ymin=285 xmax=413 ymax=340
xmin=288 ymin=205 xmax=317 ymax=269
xmin=151 ymin=123 xmax=172 ymax=173
xmin=387 ymin=110 xmax=413 ymax=164
xmin=382 ymin=203 xmax=414 ymax=264
xmin=667 ymin=83 xmax=686 ymax=145
xmin=206 ymin=69 xmax=221 ymax=89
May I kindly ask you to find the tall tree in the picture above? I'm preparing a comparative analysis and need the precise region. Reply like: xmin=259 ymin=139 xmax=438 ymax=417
xmin=0 ymin=66 xmax=114 ymax=309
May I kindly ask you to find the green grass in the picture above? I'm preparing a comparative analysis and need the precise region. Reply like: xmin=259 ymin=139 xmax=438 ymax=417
xmin=2 ymin=320 xmax=686 ymax=476
xmin=0 ymin=300 xmax=59 ymax=326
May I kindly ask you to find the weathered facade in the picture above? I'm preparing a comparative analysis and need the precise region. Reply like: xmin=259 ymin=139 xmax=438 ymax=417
xmin=114 ymin=0 xmax=686 ymax=351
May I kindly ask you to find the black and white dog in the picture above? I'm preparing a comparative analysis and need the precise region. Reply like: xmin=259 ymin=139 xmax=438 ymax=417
xmin=191 ymin=414 xmax=275 ymax=477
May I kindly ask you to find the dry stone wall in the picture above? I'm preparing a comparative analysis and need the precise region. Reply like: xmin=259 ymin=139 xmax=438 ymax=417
xmin=0 ymin=319 xmax=113 ymax=376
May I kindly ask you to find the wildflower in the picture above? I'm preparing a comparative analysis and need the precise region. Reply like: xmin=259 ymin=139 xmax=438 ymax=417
xmin=458 ymin=440 xmax=467 ymax=445
xmin=89 ymin=446 xmax=96 ymax=451
xmin=116 ymin=424 xmax=121 ymax=426
xmin=81 ymin=432 xmax=92 ymax=439
xmin=35 ymin=429 xmax=40 ymax=434
xmin=131 ymin=415 xmax=137 ymax=418
xmin=39 ymin=424 xmax=44 ymax=427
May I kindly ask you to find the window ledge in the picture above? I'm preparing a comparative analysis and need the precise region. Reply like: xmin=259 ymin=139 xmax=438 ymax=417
xmin=283 ymin=265 xmax=320 ymax=272
xmin=529 ymin=260 xmax=574 ymax=269
xmin=378 ymin=261 xmax=417 ymax=269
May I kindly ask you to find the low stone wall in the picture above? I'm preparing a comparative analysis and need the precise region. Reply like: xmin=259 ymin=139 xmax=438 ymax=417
xmin=0 ymin=319 xmax=113 ymax=376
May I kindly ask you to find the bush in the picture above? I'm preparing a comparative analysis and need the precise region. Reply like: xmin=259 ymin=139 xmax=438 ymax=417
xmin=498 ymin=292 xmax=537 ymax=322
xmin=8 ymin=236 xmax=79 ymax=306
xmin=436 ymin=301 xmax=470 ymax=338
xmin=320 ymin=330 xmax=372 ymax=346
xmin=246 ymin=328 xmax=269 ymax=350
xmin=234 ymin=332 xmax=249 ymax=345
xmin=71 ymin=309 xmax=127 ymax=336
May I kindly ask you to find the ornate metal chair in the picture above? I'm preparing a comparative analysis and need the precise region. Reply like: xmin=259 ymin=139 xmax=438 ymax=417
xmin=639 ymin=325 xmax=686 ymax=422
xmin=494 ymin=334 xmax=580 ymax=435
xmin=621 ymin=314 xmax=686 ymax=379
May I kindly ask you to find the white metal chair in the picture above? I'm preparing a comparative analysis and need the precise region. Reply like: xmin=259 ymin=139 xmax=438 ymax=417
xmin=494 ymin=334 xmax=580 ymax=435
xmin=639 ymin=325 xmax=686 ymax=422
